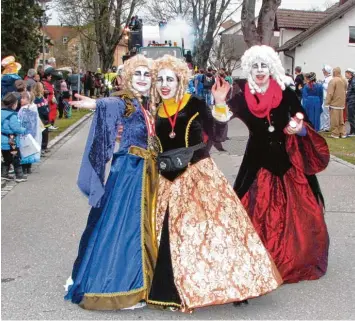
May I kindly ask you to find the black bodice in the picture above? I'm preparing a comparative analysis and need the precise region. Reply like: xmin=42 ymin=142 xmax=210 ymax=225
xmin=229 ymin=87 xmax=309 ymax=197
xmin=155 ymin=95 xmax=214 ymax=181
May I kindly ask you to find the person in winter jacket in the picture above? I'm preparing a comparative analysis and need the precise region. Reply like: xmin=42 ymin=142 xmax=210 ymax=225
xmin=26 ymin=69 xmax=38 ymax=91
xmin=1 ymin=92 xmax=27 ymax=182
xmin=345 ymin=68 xmax=355 ymax=136
xmin=58 ymin=80 xmax=71 ymax=119
xmin=325 ymin=67 xmax=348 ymax=138
xmin=202 ymin=67 xmax=215 ymax=106
xmin=1 ymin=56 xmax=22 ymax=99
xmin=42 ymin=71 xmax=58 ymax=131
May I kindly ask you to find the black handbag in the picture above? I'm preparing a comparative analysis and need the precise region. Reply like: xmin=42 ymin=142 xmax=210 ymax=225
xmin=157 ymin=142 xmax=205 ymax=172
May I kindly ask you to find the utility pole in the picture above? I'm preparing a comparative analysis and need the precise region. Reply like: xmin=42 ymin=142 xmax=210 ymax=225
xmin=38 ymin=0 xmax=51 ymax=67
xmin=78 ymin=44 xmax=81 ymax=94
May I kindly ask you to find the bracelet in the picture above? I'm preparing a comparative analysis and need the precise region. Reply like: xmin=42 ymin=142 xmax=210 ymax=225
xmin=215 ymin=102 xmax=227 ymax=107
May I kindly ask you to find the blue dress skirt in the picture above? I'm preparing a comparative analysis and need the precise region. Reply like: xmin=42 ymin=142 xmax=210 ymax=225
xmin=65 ymin=147 xmax=158 ymax=310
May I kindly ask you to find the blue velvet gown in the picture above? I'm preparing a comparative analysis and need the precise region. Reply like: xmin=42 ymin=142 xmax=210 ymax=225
xmin=65 ymin=94 xmax=158 ymax=310
xmin=302 ymin=83 xmax=323 ymax=131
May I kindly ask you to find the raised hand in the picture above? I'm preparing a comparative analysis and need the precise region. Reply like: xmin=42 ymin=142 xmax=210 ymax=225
xmin=212 ymin=76 xmax=230 ymax=104
xmin=69 ymin=94 xmax=96 ymax=109
xmin=284 ymin=119 xmax=304 ymax=135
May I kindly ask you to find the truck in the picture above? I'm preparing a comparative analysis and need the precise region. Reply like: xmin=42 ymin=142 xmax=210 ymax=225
xmin=122 ymin=19 xmax=193 ymax=68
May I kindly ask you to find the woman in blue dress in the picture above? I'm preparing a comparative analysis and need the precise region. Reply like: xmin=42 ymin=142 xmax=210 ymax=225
xmin=64 ymin=55 xmax=160 ymax=310
xmin=302 ymin=72 xmax=323 ymax=131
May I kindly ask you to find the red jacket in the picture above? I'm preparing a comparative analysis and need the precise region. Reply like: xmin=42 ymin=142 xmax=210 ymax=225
xmin=42 ymin=80 xmax=57 ymax=122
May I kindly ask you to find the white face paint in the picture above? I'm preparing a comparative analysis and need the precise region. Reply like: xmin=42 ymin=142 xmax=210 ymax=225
xmin=156 ymin=68 xmax=178 ymax=100
xmin=251 ymin=61 xmax=270 ymax=88
xmin=132 ymin=66 xmax=152 ymax=94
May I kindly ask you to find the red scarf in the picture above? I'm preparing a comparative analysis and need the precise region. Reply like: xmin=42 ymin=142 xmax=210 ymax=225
xmin=245 ymin=78 xmax=283 ymax=119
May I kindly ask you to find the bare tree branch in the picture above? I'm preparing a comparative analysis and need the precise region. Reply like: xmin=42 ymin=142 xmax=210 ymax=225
xmin=55 ymin=0 xmax=140 ymax=70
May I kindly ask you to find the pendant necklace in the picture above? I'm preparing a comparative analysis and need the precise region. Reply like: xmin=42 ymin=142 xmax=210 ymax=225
xmin=162 ymin=99 xmax=183 ymax=139
xmin=267 ymin=113 xmax=275 ymax=132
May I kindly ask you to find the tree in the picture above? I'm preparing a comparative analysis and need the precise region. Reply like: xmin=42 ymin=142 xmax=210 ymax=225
xmin=1 ymin=0 xmax=43 ymax=71
xmin=144 ymin=0 xmax=241 ymax=68
xmin=209 ymin=35 xmax=241 ymax=73
xmin=241 ymin=0 xmax=281 ymax=48
xmin=55 ymin=0 xmax=140 ymax=71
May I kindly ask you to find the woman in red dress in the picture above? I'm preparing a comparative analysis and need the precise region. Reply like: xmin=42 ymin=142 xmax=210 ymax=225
xmin=212 ymin=45 xmax=330 ymax=284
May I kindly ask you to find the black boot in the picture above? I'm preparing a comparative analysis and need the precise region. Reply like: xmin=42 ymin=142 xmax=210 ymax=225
xmin=22 ymin=166 xmax=28 ymax=175
xmin=1 ymin=163 xmax=14 ymax=181
xmin=233 ymin=300 xmax=249 ymax=307
xmin=14 ymin=166 xmax=27 ymax=183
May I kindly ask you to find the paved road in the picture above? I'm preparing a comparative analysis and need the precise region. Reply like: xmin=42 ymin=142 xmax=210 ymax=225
xmin=2 ymin=119 xmax=355 ymax=320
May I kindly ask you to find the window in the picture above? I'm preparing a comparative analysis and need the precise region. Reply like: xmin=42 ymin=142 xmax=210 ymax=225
xmin=349 ymin=26 xmax=355 ymax=44
xmin=63 ymin=36 xmax=68 ymax=44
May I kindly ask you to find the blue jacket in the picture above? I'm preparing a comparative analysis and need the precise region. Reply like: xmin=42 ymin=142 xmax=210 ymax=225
xmin=1 ymin=107 xmax=26 ymax=150
xmin=1 ymin=74 xmax=22 ymax=99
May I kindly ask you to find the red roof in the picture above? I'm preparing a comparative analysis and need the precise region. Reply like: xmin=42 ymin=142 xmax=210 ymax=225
xmin=276 ymin=9 xmax=329 ymax=30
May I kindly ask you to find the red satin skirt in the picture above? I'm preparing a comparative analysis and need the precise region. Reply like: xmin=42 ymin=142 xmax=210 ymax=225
xmin=242 ymin=166 xmax=329 ymax=284
xmin=241 ymin=124 xmax=330 ymax=283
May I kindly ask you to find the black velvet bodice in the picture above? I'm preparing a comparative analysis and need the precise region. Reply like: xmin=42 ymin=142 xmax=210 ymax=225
xmin=229 ymin=87 xmax=309 ymax=197
xmin=156 ymin=95 xmax=214 ymax=181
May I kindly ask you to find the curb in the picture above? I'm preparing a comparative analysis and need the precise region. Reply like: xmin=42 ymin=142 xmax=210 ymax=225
xmin=47 ymin=112 xmax=94 ymax=149
xmin=1 ymin=112 xmax=93 ymax=195
xmin=330 ymin=154 xmax=355 ymax=170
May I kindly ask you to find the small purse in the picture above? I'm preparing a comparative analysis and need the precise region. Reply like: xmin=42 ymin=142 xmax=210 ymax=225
xmin=157 ymin=142 xmax=205 ymax=172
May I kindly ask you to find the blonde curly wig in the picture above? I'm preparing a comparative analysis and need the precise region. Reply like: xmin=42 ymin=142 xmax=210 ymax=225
xmin=121 ymin=54 xmax=153 ymax=102
xmin=241 ymin=45 xmax=286 ymax=94
xmin=150 ymin=55 xmax=189 ymax=108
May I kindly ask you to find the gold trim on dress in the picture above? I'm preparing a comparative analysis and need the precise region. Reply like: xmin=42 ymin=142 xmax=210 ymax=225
xmin=85 ymin=287 xmax=144 ymax=297
xmin=147 ymin=299 xmax=181 ymax=308
xmin=185 ymin=112 xmax=199 ymax=147
xmin=81 ymin=290 xmax=146 ymax=310
xmin=80 ymin=146 xmax=158 ymax=310
xmin=156 ymin=137 xmax=163 ymax=153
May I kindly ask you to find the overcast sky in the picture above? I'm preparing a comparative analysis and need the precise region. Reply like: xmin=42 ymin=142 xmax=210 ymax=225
xmin=47 ymin=0 xmax=338 ymax=25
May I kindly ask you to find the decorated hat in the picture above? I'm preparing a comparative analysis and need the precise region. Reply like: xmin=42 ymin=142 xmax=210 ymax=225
xmin=1 ymin=56 xmax=21 ymax=74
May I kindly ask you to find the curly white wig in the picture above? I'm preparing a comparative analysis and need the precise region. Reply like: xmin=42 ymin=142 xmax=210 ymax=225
xmin=241 ymin=45 xmax=286 ymax=94
xmin=121 ymin=54 xmax=153 ymax=101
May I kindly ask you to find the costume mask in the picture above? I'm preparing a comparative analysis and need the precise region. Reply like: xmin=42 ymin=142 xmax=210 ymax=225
xmin=156 ymin=68 xmax=178 ymax=100
xmin=132 ymin=66 xmax=151 ymax=94
xmin=251 ymin=61 xmax=270 ymax=88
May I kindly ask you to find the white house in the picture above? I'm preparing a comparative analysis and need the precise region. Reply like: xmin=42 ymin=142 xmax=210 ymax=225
xmin=218 ymin=0 xmax=355 ymax=79
xmin=277 ymin=0 xmax=355 ymax=79
xmin=217 ymin=7 xmax=326 ymax=77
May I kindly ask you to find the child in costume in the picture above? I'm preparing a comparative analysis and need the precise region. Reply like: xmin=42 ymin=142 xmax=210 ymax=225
xmin=1 ymin=56 xmax=22 ymax=99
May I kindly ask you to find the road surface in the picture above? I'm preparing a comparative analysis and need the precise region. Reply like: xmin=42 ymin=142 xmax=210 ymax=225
xmin=2 ymin=118 xmax=355 ymax=320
